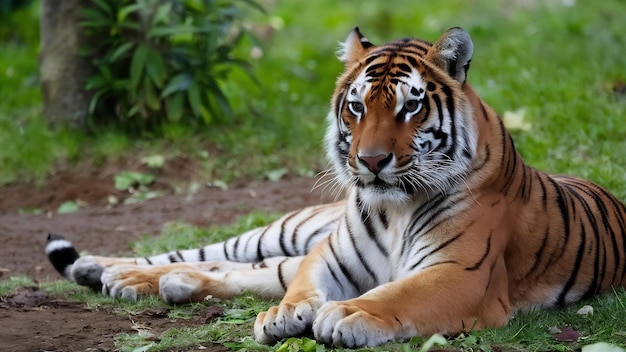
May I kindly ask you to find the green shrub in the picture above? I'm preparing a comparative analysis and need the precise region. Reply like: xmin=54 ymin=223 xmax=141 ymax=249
xmin=81 ymin=0 xmax=262 ymax=134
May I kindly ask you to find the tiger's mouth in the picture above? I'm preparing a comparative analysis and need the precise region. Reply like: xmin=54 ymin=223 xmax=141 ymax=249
xmin=356 ymin=176 xmax=398 ymax=192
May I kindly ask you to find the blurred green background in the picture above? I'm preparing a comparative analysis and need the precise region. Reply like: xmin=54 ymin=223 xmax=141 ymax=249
xmin=0 ymin=0 xmax=624 ymax=198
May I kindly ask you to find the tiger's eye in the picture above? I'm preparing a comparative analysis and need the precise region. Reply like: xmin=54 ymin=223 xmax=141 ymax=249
xmin=349 ymin=101 xmax=365 ymax=115
xmin=404 ymin=100 xmax=420 ymax=113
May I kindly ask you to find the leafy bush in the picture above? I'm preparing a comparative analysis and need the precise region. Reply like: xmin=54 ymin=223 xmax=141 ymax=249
xmin=81 ymin=0 xmax=262 ymax=134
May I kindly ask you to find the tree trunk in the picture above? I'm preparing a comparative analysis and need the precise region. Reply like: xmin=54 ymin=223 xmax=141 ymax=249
xmin=39 ymin=0 xmax=92 ymax=129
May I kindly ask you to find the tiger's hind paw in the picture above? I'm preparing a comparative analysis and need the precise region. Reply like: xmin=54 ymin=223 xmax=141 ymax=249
xmin=254 ymin=298 xmax=321 ymax=344
xmin=101 ymin=265 xmax=159 ymax=301
xmin=70 ymin=256 xmax=105 ymax=290
xmin=158 ymin=270 xmax=204 ymax=304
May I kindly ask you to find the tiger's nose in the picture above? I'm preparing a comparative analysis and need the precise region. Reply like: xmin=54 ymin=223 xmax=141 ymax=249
xmin=357 ymin=153 xmax=393 ymax=175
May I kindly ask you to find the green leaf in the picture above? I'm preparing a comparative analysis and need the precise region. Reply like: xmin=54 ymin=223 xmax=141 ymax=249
xmin=108 ymin=42 xmax=135 ymax=63
xmin=57 ymin=201 xmax=80 ymax=214
xmin=276 ymin=337 xmax=320 ymax=352
xmin=152 ymin=2 xmax=172 ymax=25
xmin=130 ymin=44 xmax=149 ymax=95
xmin=265 ymin=168 xmax=287 ymax=182
xmin=87 ymin=90 xmax=106 ymax=115
xmin=199 ymin=105 xmax=213 ymax=124
xmin=148 ymin=26 xmax=210 ymax=38
xmin=89 ymin=0 xmax=114 ymax=15
xmin=165 ymin=92 xmax=184 ymax=122
xmin=79 ymin=18 xmax=112 ymax=29
xmin=238 ymin=0 xmax=267 ymax=14
xmin=117 ymin=4 xmax=142 ymax=24
xmin=85 ymin=76 xmax=106 ymax=90
xmin=187 ymin=81 xmax=202 ymax=117
xmin=143 ymin=76 xmax=160 ymax=111
xmin=114 ymin=172 xmax=155 ymax=191
xmin=161 ymin=73 xmax=192 ymax=98
xmin=206 ymin=81 xmax=234 ymax=121
xmin=145 ymin=48 xmax=167 ymax=88
xmin=141 ymin=155 xmax=165 ymax=169
xmin=80 ymin=8 xmax=113 ymax=24
xmin=418 ymin=334 xmax=448 ymax=352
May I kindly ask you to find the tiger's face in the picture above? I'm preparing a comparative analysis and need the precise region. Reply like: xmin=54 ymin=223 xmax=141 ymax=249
xmin=325 ymin=27 xmax=478 ymax=205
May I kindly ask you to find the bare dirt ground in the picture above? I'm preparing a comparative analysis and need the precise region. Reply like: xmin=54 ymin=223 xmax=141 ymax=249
xmin=0 ymin=167 xmax=332 ymax=352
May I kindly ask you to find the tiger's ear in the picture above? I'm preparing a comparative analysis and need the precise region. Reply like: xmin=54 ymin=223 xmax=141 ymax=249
xmin=426 ymin=27 xmax=474 ymax=83
xmin=337 ymin=27 xmax=375 ymax=66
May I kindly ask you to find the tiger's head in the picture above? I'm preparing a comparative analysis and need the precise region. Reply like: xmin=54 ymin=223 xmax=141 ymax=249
xmin=325 ymin=27 xmax=479 ymax=206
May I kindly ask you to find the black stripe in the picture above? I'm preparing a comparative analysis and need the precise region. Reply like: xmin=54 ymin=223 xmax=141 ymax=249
xmin=241 ymin=230 xmax=257 ymax=261
xmin=378 ymin=209 xmax=389 ymax=229
xmin=346 ymin=216 xmax=378 ymax=283
xmin=538 ymin=177 xmax=571 ymax=272
xmin=304 ymin=219 xmax=337 ymax=251
xmin=479 ymin=100 xmax=490 ymax=122
xmin=401 ymin=194 xmax=447 ymax=256
xmin=405 ymin=55 xmax=418 ymax=68
xmin=277 ymin=259 xmax=288 ymax=291
xmin=395 ymin=63 xmax=412 ymax=73
xmin=334 ymin=90 xmax=345 ymax=120
xmin=291 ymin=208 xmax=325 ymax=254
xmin=223 ymin=238 xmax=232 ymax=261
xmin=466 ymin=233 xmax=492 ymax=271
xmin=441 ymin=85 xmax=456 ymax=159
xmin=557 ymin=218 xmax=587 ymax=306
xmin=199 ymin=247 xmax=205 ymax=262
xmin=279 ymin=212 xmax=299 ymax=256
xmin=356 ymin=194 xmax=389 ymax=256
xmin=326 ymin=261 xmax=346 ymax=292
xmin=329 ymin=225 xmax=360 ymax=291
xmin=232 ymin=236 xmax=242 ymax=260
xmin=405 ymin=194 xmax=467 ymax=250
xmin=256 ymin=225 xmax=272 ymax=261
xmin=537 ymin=174 xmax=548 ymax=210
xmin=410 ymin=232 xmax=463 ymax=270
xmin=524 ymin=224 xmax=550 ymax=279
xmin=563 ymin=181 xmax=604 ymax=296
xmin=420 ymin=260 xmax=457 ymax=270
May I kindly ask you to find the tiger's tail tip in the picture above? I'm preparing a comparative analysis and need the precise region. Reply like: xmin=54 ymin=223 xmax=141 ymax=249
xmin=45 ymin=233 xmax=80 ymax=280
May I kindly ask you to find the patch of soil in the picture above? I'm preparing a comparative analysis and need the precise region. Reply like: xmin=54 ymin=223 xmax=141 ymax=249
xmin=0 ymin=287 xmax=229 ymax=352
xmin=0 ymin=166 xmax=335 ymax=351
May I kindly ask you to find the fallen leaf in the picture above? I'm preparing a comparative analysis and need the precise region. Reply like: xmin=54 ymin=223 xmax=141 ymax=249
xmin=582 ymin=342 xmax=625 ymax=352
xmin=502 ymin=108 xmax=532 ymax=131
xmin=57 ymin=201 xmax=80 ymax=214
xmin=553 ymin=326 xmax=580 ymax=342
xmin=549 ymin=326 xmax=562 ymax=334
xmin=577 ymin=304 xmax=593 ymax=316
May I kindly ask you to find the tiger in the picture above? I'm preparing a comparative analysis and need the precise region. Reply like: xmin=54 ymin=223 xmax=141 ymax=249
xmin=46 ymin=27 xmax=626 ymax=348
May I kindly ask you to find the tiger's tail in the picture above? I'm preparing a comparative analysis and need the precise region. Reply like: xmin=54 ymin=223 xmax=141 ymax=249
xmin=45 ymin=233 xmax=80 ymax=279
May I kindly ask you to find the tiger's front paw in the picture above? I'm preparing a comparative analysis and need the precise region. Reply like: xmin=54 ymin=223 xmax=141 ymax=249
xmin=101 ymin=265 xmax=158 ymax=301
xmin=312 ymin=301 xmax=401 ymax=347
xmin=254 ymin=298 xmax=321 ymax=344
